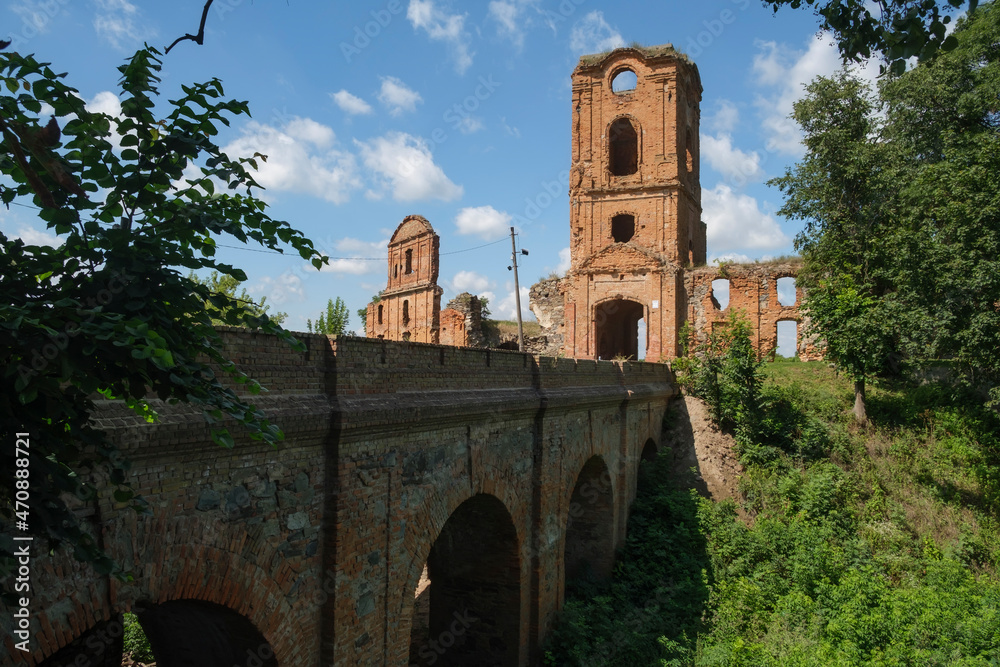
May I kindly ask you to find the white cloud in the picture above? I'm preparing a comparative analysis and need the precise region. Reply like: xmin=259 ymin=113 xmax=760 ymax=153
xmin=407 ymin=0 xmax=473 ymax=74
xmin=556 ymin=247 xmax=571 ymax=275
xmin=87 ymin=91 xmax=121 ymax=118
xmin=489 ymin=0 xmax=539 ymax=48
xmin=751 ymin=35 xmax=843 ymax=155
xmin=701 ymin=133 xmax=764 ymax=185
xmin=93 ymin=0 xmax=153 ymax=51
xmin=710 ymin=252 xmax=754 ymax=264
xmin=10 ymin=225 xmax=61 ymax=247
xmin=252 ymin=273 xmax=305 ymax=305
xmin=452 ymin=270 xmax=492 ymax=294
xmin=455 ymin=205 xmax=511 ymax=240
xmin=569 ymin=11 xmax=624 ymax=55
xmin=284 ymin=117 xmax=335 ymax=147
xmin=10 ymin=0 xmax=61 ymax=35
xmin=501 ymin=117 xmax=521 ymax=138
xmin=224 ymin=117 xmax=360 ymax=204
xmin=497 ymin=283 xmax=535 ymax=321
xmin=330 ymin=90 xmax=372 ymax=116
xmin=356 ymin=132 xmax=463 ymax=202
xmin=316 ymin=236 xmax=388 ymax=275
xmin=377 ymin=77 xmax=423 ymax=116
xmin=703 ymin=184 xmax=790 ymax=252
xmin=455 ymin=115 xmax=484 ymax=134
xmin=709 ymin=100 xmax=739 ymax=133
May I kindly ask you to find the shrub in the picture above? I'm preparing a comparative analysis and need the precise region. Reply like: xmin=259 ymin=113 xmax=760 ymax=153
xmin=122 ymin=613 xmax=154 ymax=662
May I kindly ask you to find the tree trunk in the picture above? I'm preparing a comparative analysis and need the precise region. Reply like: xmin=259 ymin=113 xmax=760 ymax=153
xmin=853 ymin=378 xmax=868 ymax=424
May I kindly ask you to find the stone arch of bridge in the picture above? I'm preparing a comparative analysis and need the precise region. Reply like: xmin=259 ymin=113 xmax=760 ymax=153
xmin=134 ymin=599 xmax=277 ymax=667
xmin=406 ymin=492 xmax=522 ymax=667
xmin=563 ymin=455 xmax=617 ymax=591
xmin=640 ymin=437 xmax=658 ymax=463
xmin=32 ymin=539 xmax=295 ymax=667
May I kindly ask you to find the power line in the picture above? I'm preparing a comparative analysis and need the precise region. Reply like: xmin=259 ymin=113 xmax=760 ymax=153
xmin=216 ymin=237 xmax=507 ymax=261
xmin=5 ymin=201 xmax=509 ymax=260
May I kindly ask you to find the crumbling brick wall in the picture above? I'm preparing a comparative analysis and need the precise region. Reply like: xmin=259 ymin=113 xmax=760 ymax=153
xmin=685 ymin=262 xmax=822 ymax=360
xmin=527 ymin=277 xmax=567 ymax=356
xmin=439 ymin=292 xmax=485 ymax=348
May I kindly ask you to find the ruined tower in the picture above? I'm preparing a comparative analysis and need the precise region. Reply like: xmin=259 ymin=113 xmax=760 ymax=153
xmin=562 ymin=45 xmax=705 ymax=362
xmin=366 ymin=215 xmax=443 ymax=343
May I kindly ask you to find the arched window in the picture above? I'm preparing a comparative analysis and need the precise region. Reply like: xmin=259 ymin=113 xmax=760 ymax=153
xmin=711 ymin=279 xmax=730 ymax=310
xmin=609 ymin=118 xmax=638 ymax=176
xmin=611 ymin=214 xmax=635 ymax=243
xmin=402 ymin=300 xmax=410 ymax=325
xmin=377 ymin=303 xmax=383 ymax=325
xmin=685 ymin=128 xmax=695 ymax=174
xmin=405 ymin=249 xmax=413 ymax=275
xmin=777 ymin=277 xmax=797 ymax=306
xmin=611 ymin=69 xmax=637 ymax=93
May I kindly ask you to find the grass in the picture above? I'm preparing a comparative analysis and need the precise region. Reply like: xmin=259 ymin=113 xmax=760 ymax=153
xmin=546 ymin=358 xmax=1000 ymax=665
xmin=482 ymin=319 xmax=542 ymax=338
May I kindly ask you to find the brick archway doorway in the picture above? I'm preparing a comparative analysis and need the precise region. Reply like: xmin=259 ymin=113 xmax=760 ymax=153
xmin=595 ymin=298 xmax=645 ymax=360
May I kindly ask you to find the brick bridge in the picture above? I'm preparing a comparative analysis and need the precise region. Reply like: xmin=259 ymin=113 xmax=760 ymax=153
xmin=10 ymin=330 xmax=675 ymax=667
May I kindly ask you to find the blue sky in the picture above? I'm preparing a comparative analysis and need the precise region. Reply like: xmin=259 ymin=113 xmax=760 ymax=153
xmin=2 ymin=0 xmax=880 ymax=339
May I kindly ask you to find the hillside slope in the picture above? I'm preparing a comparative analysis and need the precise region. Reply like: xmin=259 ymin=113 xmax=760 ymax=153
xmin=545 ymin=360 xmax=1000 ymax=666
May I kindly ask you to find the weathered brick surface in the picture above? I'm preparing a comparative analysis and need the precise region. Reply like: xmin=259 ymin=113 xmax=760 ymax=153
xmin=685 ymin=263 xmax=823 ymax=360
xmin=366 ymin=215 xmax=443 ymax=344
xmin=563 ymin=45 xmax=706 ymax=363
xmin=438 ymin=293 xmax=485 ymax=348
xmin=8 ymin=329 xmax=675 ymax=667
xmin=527 ymin=46 xmax=819 ymax=365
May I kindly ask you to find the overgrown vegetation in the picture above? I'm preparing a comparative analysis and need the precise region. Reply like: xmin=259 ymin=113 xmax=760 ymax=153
xmin=122 ymin=613 xmax=153 ymax=662
xmin=0 ymin=45 xmax=324 ymax=587
xmin=546 ymin=323 xmax=1000 ymax=665
xmin=189 ymin=271 xmax=287 ymax=326
xmin=544 ymin=451 xmax=710 ymax=666
xmin=773 ymin=1 xmax=1000 ymax=416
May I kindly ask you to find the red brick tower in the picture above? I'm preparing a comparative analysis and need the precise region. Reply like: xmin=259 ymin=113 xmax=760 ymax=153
xmin=366 ymin=215 xmax=442 ymax=343
xmin=562 ymin=45 xmax=705 ymax=361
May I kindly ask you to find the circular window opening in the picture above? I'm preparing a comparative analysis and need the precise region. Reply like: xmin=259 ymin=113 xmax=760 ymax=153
xmin=611 ymin=69 xmax=637 ymax=93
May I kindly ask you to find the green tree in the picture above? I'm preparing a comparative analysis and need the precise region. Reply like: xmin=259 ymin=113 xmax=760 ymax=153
xmin=881 ymin=0 xmax=1000 ymax=404
xmin=769 ymin=72 xmax=899 ymax=423
xmin=773 ymin=2 xmax=1000 ymax=414
xmin=357 ymin=290 xmax=383 ymax=326
xmin=190 ymin=271 xmax=287 ymax=325
xmin=763 ymin=0 xmax=978 ymax=74
xmin=308 ymin=297 xmax=349 ymax=335
xmin=0 ymin=45 xmax=325 ymax=584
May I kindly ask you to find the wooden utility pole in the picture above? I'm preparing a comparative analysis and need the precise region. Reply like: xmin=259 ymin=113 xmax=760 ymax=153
xmin=510 ymin=226 xmax=524 ymax=352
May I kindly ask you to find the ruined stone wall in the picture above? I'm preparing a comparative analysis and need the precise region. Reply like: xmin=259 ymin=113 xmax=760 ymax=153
xmin=7 ymin=329 xmax=335 ymax=667
xmin=438 ymin=292 xmax=485 ymax=348
xmin=685 ymin=262 xmax=822 ymax=360
xmin=527 ymin=277 xmax=567 ymax=357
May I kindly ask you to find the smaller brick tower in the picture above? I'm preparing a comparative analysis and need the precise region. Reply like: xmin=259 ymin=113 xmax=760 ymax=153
xmin=366 ymin=215 xmax=443 ymax=343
